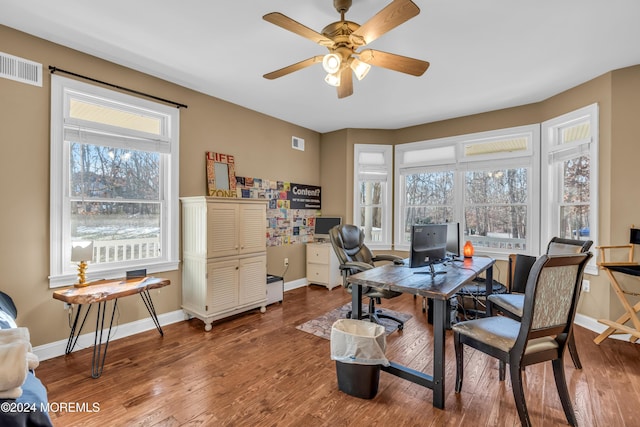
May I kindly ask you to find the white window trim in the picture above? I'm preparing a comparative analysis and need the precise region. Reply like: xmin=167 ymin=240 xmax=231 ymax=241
xmin=394 ymin=124 xmax=540 ymax=258
xmin=49 ymin=75 xmax=180 ymax=287
xmin=541 ymin=103 xmax=599 ymax=275
xmin=353 ymin=144 xmax=393 ymax=250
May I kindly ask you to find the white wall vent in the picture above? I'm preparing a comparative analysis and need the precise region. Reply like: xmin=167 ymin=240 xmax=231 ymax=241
xmin=292 ymin=136 xmax=305 ymax=151
xmin=0 ymin=52 xmax=43 ymax=87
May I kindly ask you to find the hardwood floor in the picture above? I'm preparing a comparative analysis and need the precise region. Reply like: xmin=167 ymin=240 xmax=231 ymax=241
xmin=37 ymin=285 xmax=640 ymax=426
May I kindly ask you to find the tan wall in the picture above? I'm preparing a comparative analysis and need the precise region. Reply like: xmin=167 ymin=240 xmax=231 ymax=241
xmin=319 ymin=129 xmax=349 ymax=221
xmin=395 ymin=104 xmax=543 ymax=143
xmin=607 ymin=65 xmax=640 ymax=318
xmin=0 ymin=25 xmax=319 ymax=346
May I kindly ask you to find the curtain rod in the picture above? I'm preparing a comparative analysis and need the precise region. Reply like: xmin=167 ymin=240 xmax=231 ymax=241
xmin=49 ymin=66 xmax=188 ymax=109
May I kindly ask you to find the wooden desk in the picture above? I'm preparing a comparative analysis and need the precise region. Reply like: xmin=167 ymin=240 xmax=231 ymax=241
xmin=53 ymin=277 xmax=170 ymax=378
xmin=347 ymin=257 xmax=495 ymax=409
xmin=593 ymin=265 xmax=640 ymax=344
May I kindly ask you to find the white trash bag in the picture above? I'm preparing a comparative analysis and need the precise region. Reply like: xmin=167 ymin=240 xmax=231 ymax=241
xmin=330 ymin=319 xmax=389 ymax=366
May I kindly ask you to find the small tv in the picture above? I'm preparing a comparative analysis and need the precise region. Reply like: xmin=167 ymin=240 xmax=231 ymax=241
xmin=409 ymin=224 xmax=448 ymax=271
xmin=314 ymin=216 xmax=342 ymax=242
xmin=445 ymin=222 xmax=461 ymax=258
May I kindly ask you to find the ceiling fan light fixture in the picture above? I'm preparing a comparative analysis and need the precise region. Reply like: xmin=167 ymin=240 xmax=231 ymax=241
xmin=322 ymin=53 xmax=342 ymax=74
xmin=350 ymin=58 xmax=371 ymax=81
xmin=324 ymin=72 xmax=341 ymax=87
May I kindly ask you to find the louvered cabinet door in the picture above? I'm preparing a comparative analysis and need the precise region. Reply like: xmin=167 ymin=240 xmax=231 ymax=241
xmin=206 ymin=259 xmax=239 ymax=314
xmin=239 ymin=204 xmax=266 ymax=255
xmin=238 ymin=255 xmax=267 ymax=305
xmin=207 ymin=203 xmax=239 ymax=258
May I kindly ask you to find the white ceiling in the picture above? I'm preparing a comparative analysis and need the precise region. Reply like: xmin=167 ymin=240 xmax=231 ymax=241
xmin=2 ymin=0 xmax=640 ymax=133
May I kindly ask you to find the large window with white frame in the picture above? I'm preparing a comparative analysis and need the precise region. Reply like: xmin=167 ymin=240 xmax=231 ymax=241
xmin=353 ymin=144 xmax=393 ymax=249
xmin=395 ymin=125 xmax=540 ymax=257
xmin=542 ymin=103 xmax=598 ymax=274
xmin=49 ymin=75 xmax=180 ymax=287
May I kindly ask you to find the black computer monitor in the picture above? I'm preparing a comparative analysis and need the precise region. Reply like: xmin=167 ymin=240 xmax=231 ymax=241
xmin=314 ymin=217 xmax=342 ymax=242
xmin=445 ymin=222 xmax=460 ymax=258
xmin=409 ymin=224 xmax=448 ymax=269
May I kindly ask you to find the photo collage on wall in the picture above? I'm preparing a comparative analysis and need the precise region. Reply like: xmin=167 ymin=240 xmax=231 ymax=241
xmin=235 ymin=177 xmax=320 ymax=247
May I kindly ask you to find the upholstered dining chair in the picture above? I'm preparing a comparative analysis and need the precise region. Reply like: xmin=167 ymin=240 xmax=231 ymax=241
xmin=453 ymin=253 xmax=592 ymax=427
xmin=329 ymin=224 xmax=405 ymax=330
xmin=488 ymin=237 xmax=593 ymax=369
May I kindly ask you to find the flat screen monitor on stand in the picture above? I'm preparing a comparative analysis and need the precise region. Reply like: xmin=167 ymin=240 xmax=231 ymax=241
xmin=445 ymin=222 xmax=461 ymax=260
xmin=409 ymin=224 xmax=448 ymax=278
xmin=313 ymin=217 xmax=342 ymax=242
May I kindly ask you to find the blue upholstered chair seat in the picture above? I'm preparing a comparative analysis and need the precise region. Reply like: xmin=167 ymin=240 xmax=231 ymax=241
xmin=487 ymin=293 xmax=524 ymax=318
xmin=452 ymin=316 xmax=559 ymax=354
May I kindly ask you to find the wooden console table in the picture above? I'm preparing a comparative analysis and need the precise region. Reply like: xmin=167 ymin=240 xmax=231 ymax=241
xmin=53 ymin=277 xmax=170 ymax=378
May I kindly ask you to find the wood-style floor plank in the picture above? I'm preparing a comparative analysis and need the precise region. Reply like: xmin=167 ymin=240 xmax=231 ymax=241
xmin=36 ymin=285 xmax=640 ymax=426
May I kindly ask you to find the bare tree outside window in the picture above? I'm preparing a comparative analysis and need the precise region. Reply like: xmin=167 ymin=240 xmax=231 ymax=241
xmin=402 ymin=171 xmax=454 ymax=241
xmin=464 ymin=168 xmax=528 ymax=250
xmin=560 ymin=155 xmax=590 ymax=239
xmin=70 ymin=142 xmax=161 ymax=262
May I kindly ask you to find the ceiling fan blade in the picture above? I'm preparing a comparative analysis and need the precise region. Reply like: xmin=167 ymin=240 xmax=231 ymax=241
xmin=337 ymin=67 xmax=353 ymax=99
xmin=263 ymin=56 xmax=324 ymax=80
xmin=350 ymin=0 xmax=420 ymax=46
xmin=359 ymin=49 xmax=429 ymax=76
xmin=263 ymin=12 xmax=335 ymax=47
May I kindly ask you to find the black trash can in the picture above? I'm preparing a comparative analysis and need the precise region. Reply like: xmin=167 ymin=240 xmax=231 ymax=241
xmin=330 ymin=319 xmax=389 ymax=399
xmin=335 ymin=361 xmax=381 ymax=399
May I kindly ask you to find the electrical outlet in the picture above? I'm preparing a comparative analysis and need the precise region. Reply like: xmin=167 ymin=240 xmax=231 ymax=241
xmin=582 ymin=280 xmax=590 ymax=293
xmin=284 ymin=257 xmax=289 ymax=267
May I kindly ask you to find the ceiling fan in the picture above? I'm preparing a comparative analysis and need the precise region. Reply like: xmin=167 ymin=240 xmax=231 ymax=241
xmin=263 ymin=0 xmax=430 ymax=99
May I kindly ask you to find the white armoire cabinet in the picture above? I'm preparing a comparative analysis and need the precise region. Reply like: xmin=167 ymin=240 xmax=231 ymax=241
xmin=181 ymin=197 xmax=268 ymax=331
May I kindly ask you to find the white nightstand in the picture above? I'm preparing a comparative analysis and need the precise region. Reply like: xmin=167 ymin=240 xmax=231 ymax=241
xmin=306 ymin=242 xmax=341 ymax=290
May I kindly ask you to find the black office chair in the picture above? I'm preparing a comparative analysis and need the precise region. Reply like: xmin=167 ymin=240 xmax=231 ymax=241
xmin=488 ymin=237 xmax=593 ymax=369
xmin=329 ymin=224 xmax=405 ymax=330
xmin=454 ymin=253 xmax=592 ymax=426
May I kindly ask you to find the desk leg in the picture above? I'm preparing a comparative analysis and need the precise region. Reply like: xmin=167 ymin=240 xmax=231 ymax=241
xmin=91 ymin=299 xmax=118 ymax=379
xmin=432 ymin=298 xmax=446 ymax=409
xmin=485 ymin=265 xmax=494 ymax=317
xmin=65 ymin=304 xmax=92 ymax=354
xmin=139 ymin=289 xmax=163 ymax=336
xmin=351 ymin=284 xmax=363 ymax=320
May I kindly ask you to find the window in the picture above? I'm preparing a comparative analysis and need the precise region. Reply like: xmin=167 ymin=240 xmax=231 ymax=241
xmin=353 ymin=144 xmax=392 ymax=249
xmin=395 ymin=143 xmax=457 ymax=245
xmin=395 ymin=125 xmax=540 ymax=256
xmin=542 ymin=104 xmax=598 ymax=274
xmin=50 ymin=75 xmax=180 ymax=287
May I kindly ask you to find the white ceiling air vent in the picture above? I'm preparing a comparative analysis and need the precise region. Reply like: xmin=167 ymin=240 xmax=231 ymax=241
xmin=292 ymin=136 xmax=305 ymax=151
xmin=0 ymin=52 xmax=43 ymax=87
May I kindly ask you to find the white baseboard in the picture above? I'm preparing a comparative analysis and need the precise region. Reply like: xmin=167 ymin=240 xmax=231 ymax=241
xmin=284 ymin=278 xmax=308 ymax=292
xmin=33 ymin=309 xmax=185 ymax=361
